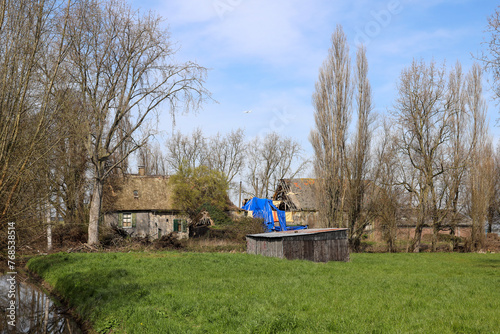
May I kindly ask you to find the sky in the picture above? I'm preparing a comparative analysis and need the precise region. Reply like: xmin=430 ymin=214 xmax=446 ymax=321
xmin=130 ymin=0 xmax=500 ymax=165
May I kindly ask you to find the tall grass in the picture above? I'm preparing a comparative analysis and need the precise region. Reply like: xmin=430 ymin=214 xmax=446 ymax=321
xmin=27 ymin=252 xmax=500 ymax=333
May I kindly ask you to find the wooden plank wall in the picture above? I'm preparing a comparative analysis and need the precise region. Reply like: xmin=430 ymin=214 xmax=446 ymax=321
xmin=246 ymin=237 xmax=284 ymax=259
xmin=282 ymin=230 xmax=349 ymax=262
xmin=247 ymin=229 xmax=349 ymax=262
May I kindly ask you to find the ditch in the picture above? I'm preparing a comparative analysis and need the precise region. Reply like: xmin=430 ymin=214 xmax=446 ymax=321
xmin=0 ymin=275 xmax=83 ymax=333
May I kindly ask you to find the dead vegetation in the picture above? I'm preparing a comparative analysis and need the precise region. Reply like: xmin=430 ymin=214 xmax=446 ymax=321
xmin=28 ymin=216 xmax=265 ymax=254
xmin=357 ymin=232 xmax=500 ymax=253
xmin=483 ymin=233 xmax=500 ymax=253
xmin=6 ymin=215 xmax=496 ymax=258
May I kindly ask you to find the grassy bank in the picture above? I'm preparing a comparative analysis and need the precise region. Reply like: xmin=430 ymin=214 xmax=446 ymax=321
xmin=27 ymin=252 xmax=500 ymax=333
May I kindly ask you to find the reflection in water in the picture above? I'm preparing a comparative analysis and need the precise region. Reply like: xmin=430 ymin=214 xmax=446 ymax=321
xmin=0 ymin=275 xmax=82 ymax=333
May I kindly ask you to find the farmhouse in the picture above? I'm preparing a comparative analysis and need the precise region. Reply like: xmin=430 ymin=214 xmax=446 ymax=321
xmin=272 ymin=178 xmax=320 ymax=227
xmin=103 ymin=167 xmax=189 ymax=239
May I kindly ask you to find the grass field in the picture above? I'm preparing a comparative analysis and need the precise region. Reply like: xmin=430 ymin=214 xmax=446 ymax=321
xmin=27 ymin=252 xmax=500 ymax=333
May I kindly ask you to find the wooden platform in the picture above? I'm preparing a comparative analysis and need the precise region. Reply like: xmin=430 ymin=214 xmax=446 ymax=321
xmin=246 ymin=228 xmax=349 ymax=262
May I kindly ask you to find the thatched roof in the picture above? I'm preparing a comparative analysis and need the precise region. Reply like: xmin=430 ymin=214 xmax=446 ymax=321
xmin=273 ymin=178 xmax=318 ymax=211
xmin=273 ymin=178 xmax=378 ymax=212
xmin=105 ymin=175 xmax=175 ymax=212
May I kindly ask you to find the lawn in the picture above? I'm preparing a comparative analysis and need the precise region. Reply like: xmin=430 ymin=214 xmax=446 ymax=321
xmin=27 ymin=252 xmax=500 ymax=333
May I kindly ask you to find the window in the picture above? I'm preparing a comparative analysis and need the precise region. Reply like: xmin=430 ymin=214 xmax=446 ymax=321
xmin=173 ymin=219 xmax=187 ymax=233
xmin=122 ymin=213 xmax=132 ymax=228
xmin=119 ymin=212 xmax=136 ymax=228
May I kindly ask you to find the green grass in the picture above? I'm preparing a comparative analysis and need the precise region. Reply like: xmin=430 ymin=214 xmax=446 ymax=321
xmin=27 ymin=252 xmax=500 ymax=334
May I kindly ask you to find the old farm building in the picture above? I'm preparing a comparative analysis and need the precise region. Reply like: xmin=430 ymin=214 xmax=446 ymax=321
xmin=104 ymin=167 xmax=189 ymax=239
xmin=272 ymin=178 xmax=319 ymax=227
xmin=247 ymin=228 xmax=349 ymax=262
xmin=271 ymin=178 xmax=477 ymax=242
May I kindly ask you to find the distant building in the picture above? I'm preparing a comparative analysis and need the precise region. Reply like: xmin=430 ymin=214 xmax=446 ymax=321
xmin=272 ymin=178 xmax=319 ymax=227
xmin=103 ymin=167 xmax=189 ymax=239
xmin=271 ymin=178 xmax=480 ymax=244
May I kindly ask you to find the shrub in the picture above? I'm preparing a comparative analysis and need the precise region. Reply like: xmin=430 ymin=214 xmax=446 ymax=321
xmin=193 ymin=203 xmax=233 ymax=226
xmin=154 ymin=233 xmax=184 ymax=249
xmin=100 ymin=225 xmax=130 ymax=247
xmin=53 ymin=223 xmax=88 ymax=246
xmin=170 ymin=165 xmax=229 ymax=218
xmin=208 ymin=217 xmax=265 ymax=241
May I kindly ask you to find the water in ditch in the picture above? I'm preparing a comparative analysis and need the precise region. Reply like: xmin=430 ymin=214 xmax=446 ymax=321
xmin=0 ymin=274 xmax=83 ymax=333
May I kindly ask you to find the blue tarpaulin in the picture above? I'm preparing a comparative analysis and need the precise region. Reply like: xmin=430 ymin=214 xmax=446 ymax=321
xmin=242 ymin=197 xmax=306 ymax=232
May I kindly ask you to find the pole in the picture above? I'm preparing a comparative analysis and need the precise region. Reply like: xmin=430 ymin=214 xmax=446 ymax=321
xmin=256 ymin=178 xmax=259 ymax=198
xmin=239 ymin=181 xmax=242 ymax=208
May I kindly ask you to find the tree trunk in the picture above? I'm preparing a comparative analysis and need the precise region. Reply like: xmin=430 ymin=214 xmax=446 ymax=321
xmin=43 ymin=294 xmax=50 ymax=334
xmin=46 ymin=205 xmax=52 ymax=252
xmin=88 ymin=178 xmax=103 ymax=246
xmin=431 ymin=223 xmax=439 ymax=252
xmin=471 ymin=219 xmax=485 ymax=251
xmin=387 ymin=236 xmax=394 ymax=253
xmin=46 ymin=224 xmax=52 ymax=252
xmin=450 ymin=226 xmax=456 ymax=251
xmin=487 ymin=208 xmax=494 ymax=234
xmin=350 ymin=236 xmax=361 ymax=252
xmin=410 ymin=224 xmax=423 ymax=253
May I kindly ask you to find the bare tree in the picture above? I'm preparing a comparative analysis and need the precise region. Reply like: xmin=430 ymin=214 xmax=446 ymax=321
xmin=166 ymin=128 xmax=207 ymax=173
xmin=310 ymin=25 xmax=352 ymax=228
xmin=137 ymin=141 xmax=168 ymax=176
xmin=274 ymin=137 xmax=309 ymax=190
xmin=245 ymin=137 xmax=265 ymax=198
xmin=345 ymin=45 xmax=374 ymax=250
xmin=206 ymin=128 xmax=246 ymax=186
xmin=372 ymin=120 xmax=401 ymax=252
xmin=245 ymin=132 xmax=307 ymax=199
xmin=47 ymin=90 xmax=90 ymax=228
xmin=468 ymin=140 xmax=494 ymax=251
xmin=0 ymin=0 xmax=70 ymax=226
xmin=486 ymin=144 xmax=500 ymax=234
xmin=393 ymin=59 xmax=451 ymax=252
xmin=478 ymin=6 xmax=500 ymax=102
xmin=445 ymin=62 xmax=470 ymax=249
xmin=62 ymin=0 xmax=210 ymax=245
xmin=443 ymin=63 xmax=488 ymax=251
xmin=463 ymin=64 xmax=490 ymax=250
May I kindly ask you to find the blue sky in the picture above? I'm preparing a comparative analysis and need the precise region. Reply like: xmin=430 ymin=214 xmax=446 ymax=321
xmin=131 ymin=0 xmax=499 ymax=159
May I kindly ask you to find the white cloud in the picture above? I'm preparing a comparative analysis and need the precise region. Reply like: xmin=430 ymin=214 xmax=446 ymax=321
xmin=155 ymin=0 xmax=340 ymax=67
xmin=144 ymin=0 xmax=497 ymax=163
xmin=207 ymin=2 xmax=304 ymax=62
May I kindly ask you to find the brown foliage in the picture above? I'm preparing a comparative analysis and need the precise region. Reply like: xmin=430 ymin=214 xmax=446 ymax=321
xmin=154 ymin=233 xmax=184 ymax=250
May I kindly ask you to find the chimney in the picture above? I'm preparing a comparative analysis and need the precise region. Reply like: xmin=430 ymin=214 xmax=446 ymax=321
xmin=138 ymin=166 xmax=145 ymax=176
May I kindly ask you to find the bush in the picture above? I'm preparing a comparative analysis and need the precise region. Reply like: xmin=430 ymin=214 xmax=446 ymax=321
xmin=170 ymin=165 xmax=229 ymax=218
xmin=231 ymin=216 xmax=266 ymax=239
xmin=154 ymin=233 xmax=184 ymax=249
xmin=193 ymin=203 xmax=233 ymax=226
xmin=53 ymin=223 xmax=88 ymax=246
xmin=207 ymin=217 xmax=265 ymax=241
xmin=130 ymin=235 xmax=152 ymax=246
xmin=100 ymin=225 xmax=130 ymax=247
xmin=437 ymin=233 xmax=463 ymax=244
